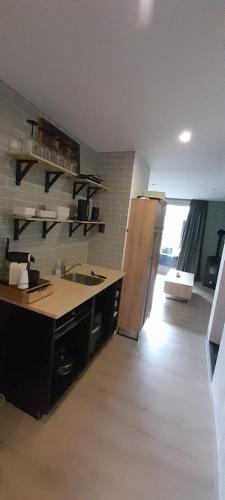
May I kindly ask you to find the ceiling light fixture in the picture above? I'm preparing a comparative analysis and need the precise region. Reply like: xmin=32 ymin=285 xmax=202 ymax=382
xmin=138 ymin=0 xmax=155 ymax=26
xmin=178 ymin=130 xmax=192 ymax=143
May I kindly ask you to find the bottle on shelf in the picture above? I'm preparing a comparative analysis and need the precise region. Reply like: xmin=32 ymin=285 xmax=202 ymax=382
xmin=25 ymin=119 xmax=40 ymax=155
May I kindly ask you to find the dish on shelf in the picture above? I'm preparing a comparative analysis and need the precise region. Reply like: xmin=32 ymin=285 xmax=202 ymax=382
xmin=35 ymin=209 xmax=57 ymax=219
xmin=13 ymin=206 xmax=36 ymax=218
xmin=45 ymin=206 xmax=70 ymax=220
xmin=57 ymin=207 xmax=70 ymax=219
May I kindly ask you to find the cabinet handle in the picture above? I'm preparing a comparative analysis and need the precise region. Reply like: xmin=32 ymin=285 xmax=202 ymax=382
xmin=92 ymin=326 xmax=100 ymax=334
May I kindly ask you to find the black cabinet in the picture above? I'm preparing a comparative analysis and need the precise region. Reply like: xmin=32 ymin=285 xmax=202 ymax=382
xmin=0 ymin=305 xmax=54 ymax=418
xmin=51 ymin=311 xmax=92 ymax=406
xmin=0 ymin=279 xmax=122 ymax=418
xmin=88 ymin=279 xmax=122 ymax=359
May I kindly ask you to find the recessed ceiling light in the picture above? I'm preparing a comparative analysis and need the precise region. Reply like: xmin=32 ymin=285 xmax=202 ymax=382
xmin=178 ymin=130 xmax=192 ymax=143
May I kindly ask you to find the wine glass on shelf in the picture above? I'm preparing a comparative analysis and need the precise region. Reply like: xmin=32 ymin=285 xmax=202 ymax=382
xmin=55 ymin=137 xmax=65 ymax=168
xmin=39 ymin=127 xmax=52 ymax=161
xmin=71 ymin=148 xmax=79 ymax=175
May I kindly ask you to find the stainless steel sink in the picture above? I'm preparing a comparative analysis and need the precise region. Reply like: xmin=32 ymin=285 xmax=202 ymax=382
xmin=62 ymin=273 xmax=105 ymax=286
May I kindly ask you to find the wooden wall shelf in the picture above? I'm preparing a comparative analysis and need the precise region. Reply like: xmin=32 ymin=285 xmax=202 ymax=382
xmin=10 ymin=152 xmax=77 ymax=181
xmin=9 ymin=152 xmax=109 ymax=194
xmin=13 ymin=217 xmax=105 ymax=240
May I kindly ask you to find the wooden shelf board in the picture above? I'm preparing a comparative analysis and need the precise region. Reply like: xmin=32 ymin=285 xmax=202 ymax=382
xmin=14 ymin=216 xmax=73 ymax=223
xmin=9 ymin=151 xmax=77 ymax=178
xmin=75 ymin=177 xmax=109 ymax=191
xmin=14 ymin=217 xmax=105 ymax=224
xmin=9 ymin=152 xmax=109 ymax=190
xmin=75 ymin=220 xmax=105 ymax=225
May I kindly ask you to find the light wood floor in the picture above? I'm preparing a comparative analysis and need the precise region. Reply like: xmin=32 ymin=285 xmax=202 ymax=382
xmin=0 ymin=276 xmax=217 ymax=500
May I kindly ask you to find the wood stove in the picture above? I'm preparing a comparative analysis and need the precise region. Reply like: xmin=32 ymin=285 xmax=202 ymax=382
xmin=203 ymin=229 xmax=225 ymax=289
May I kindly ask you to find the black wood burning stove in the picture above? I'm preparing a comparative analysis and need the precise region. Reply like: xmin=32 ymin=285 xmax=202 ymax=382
xmin=203 ymin=229 xmax=225 ymax=289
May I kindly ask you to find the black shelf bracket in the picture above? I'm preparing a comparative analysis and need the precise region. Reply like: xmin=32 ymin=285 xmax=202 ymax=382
xmin=16 ymin=159 xmax=37 ymax=186
xmin=14 ymin=218 xmax=34 ymax=240
xmin=45 ymin=171 xmax=64 ymax=193
xmin=42 ymin=221 xmax=60 ymax=239
xmin=84 ymin=223 xmax=95 ymax=236
xmin=72 ymin=183 xmax=101 ymax=200
xmin=87 ymin=187 xmax=100 ymax=202
xmin=72 ymin=181 xmax=86 ymax=199
xmin=84 ymin=223 xmax=105 ymax=236
xmin=69 ymin=222 xmax=83 ymax=237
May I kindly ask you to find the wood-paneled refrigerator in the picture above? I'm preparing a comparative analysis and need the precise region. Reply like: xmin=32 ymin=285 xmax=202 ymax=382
xmin=118 ymin=198 xmax=166 ymax=340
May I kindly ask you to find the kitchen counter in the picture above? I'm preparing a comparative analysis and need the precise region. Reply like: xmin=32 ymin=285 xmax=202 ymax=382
xmin=0 ymin=264 xmax=124 ymax=319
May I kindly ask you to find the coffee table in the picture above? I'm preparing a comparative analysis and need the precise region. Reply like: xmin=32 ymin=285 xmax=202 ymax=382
xmin=164 ymin=269 xmax=194 ymax=301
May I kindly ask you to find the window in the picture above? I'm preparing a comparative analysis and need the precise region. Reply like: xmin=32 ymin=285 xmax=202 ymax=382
xmin=160 ymin=204 xmax=190 ymax=258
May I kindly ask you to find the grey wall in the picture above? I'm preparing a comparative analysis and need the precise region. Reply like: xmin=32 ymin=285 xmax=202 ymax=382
xmin=88 ymin=152 xmax=135 ymax=270
xmin=201 ymin=201 xmax=225 ymax=280
xmin=0 ymin=80 xmax=96 ymax=275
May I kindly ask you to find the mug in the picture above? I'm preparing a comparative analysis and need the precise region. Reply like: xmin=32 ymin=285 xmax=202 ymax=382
xmin=28 ymin=269 xmax=40 ymax=286
xmin=17 ymin=269 xmax=29 ymax=289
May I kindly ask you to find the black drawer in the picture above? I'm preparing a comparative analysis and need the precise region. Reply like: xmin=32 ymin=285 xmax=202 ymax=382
xmin=55 ymin=299 xmax=92 ymax=334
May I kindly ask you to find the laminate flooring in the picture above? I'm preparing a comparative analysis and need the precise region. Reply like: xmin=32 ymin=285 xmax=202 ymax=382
xmin=0 ymin=275 xmax=217 ymax=500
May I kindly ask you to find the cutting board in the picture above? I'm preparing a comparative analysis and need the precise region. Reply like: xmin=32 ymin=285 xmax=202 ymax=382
xmin=0 ymin=279 xmax=54 ymax=304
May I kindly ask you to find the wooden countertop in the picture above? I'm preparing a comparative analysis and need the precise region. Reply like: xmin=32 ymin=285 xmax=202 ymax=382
xmin=0 ymin=264 xmax=124 ymax=319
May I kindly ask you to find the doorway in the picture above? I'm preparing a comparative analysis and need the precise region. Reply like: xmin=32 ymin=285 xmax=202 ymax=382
xmin=158 ymin=202 xmax=190 ymax=276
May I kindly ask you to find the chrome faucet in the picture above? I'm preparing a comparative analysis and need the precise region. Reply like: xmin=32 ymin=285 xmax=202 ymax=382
xmin=62 ymin=261 xmax=81 ymax=276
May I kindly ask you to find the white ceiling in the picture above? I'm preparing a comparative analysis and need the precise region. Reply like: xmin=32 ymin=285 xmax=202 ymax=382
xmin=0 ymin=0 xmax=224 ymax=200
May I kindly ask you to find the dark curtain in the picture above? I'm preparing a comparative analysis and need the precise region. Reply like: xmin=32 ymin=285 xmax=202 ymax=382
xmin=177 ymin=200 xmax=208 ymax=277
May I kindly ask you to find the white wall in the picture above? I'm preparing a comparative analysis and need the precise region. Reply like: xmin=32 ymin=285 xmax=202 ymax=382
xmin=212 ymin=324 xmax=225 ymax=500
xmin=130 ymin=153 xmax=150 ymax=198
xmin=207 ymin=243 xmax=225 ymax=345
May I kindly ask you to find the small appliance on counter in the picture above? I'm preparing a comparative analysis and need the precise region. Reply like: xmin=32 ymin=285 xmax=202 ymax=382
xmin=5 ymin=237 xmax=35 ymax=265
xmin=5 ymin=237 xmax=35 ymax=286
xmin=0 ymin=238 xmax=54 ymax=303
